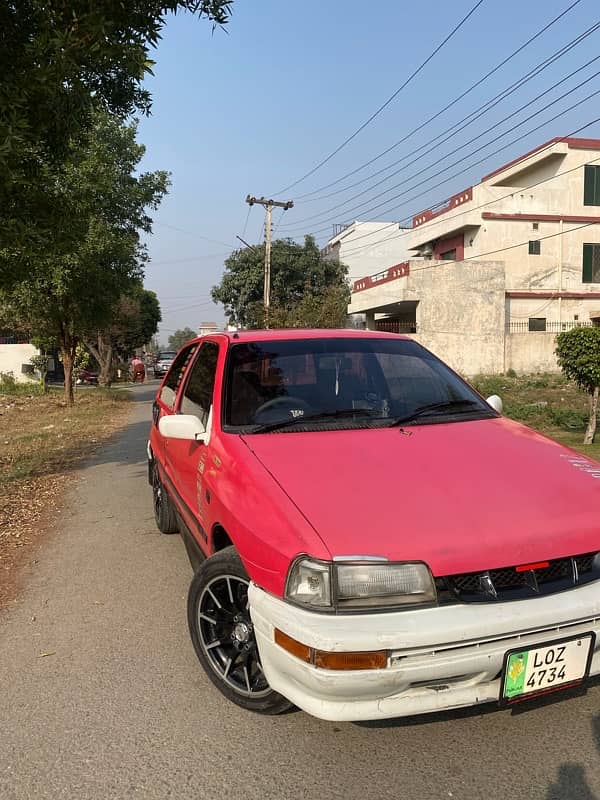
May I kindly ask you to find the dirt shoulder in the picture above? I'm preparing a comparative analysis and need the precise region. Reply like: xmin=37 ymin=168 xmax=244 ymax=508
xmin=0 ymin=388 xmax=132 ymax=608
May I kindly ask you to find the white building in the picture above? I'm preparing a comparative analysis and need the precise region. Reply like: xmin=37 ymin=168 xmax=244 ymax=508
xmin=198 ymin=321 xmax=220 ymax=336
xmin=0 ymin=331 xmax=38 ymax=384
xmin=348 ymin=137 xmax=600 ymax=375
xmin=323 ymin=220 xmax=412 ymax=282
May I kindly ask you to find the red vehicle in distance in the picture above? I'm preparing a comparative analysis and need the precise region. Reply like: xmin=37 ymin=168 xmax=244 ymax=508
xmin=148 ymin=329 xmax=600 ymax=721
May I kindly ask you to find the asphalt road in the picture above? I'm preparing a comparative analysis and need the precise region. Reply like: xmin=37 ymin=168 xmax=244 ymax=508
xmin=1 ymin=383 xmax=599 ymax=800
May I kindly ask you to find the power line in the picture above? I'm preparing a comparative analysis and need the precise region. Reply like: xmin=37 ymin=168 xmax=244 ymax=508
xmin=335 ymin=124 xmax=600 ymax=259
xmin=284 ymin=69 xmax=600 ymax=235
xmin=150 ymin=252 xmax=230 ymax=265
xmin=409 ymin=220 xmax=598 ymax=276
xmin=292 ymin=0 xmax=586 ymax=202
xmin=287 ymin=18 xmax=600 ymax=212
xmin=272 ymin=0 xmax=487 ymax=195
xmin=154 ymin=221 xmax=236 ymax=249
xmin=298 ymin=85 xmax=600 ymax=241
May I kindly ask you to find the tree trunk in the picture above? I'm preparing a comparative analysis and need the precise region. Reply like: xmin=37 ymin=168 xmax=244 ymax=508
xmin=59 ymin=325 xmax=77 ymax=405
xmin=86 ymin=333 xmax=113 ymax=387
xmin=584 ymin=385 xmax=599 ymax=445
xmin=62 ymin=348 xmax=75 ymax=405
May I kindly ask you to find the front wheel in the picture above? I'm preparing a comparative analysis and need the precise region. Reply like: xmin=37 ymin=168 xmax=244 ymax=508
xmin=187 ymin=547 xmax=292 ymax=714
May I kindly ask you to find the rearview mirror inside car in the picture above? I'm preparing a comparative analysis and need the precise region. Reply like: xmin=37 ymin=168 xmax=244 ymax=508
xmin=159 ymin=414 xmax=206 ymax=442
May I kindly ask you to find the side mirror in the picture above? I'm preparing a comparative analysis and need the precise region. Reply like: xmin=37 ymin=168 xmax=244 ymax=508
xmin=159 ymin=414 xmax=206 ymax=442
xmin=486 ymin=394 xmax=503 ymax=414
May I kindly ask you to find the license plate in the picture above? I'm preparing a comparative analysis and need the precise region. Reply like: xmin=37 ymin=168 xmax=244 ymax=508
xmin=501 ymin=633 xmax=595 ymax=703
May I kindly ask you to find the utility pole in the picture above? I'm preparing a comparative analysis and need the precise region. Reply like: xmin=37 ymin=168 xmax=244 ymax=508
xmin=246 ymin=195 xmax=293 ymax=325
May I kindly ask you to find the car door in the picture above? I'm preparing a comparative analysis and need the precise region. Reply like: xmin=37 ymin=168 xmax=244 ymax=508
xmin=151 ymin=342 xmax=198 ymax=467
xmin=165 ymin=339 xmax=220 ymax=548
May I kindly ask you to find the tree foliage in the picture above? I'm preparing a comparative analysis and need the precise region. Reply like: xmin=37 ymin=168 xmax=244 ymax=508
xmin=0 ymin=1 xmax=232 ymax=287
xmin=555 ymin=326 xmax=600 ymax=444
xmin=2 ymin=112 xmax=169 ymax=402
xmin=168 ymin=327 xmax=198 ymax=351
xmin=211 ymin=236 xmax=350 ymax=328
xmin=86 ymin=287 xmax=161 ymax=385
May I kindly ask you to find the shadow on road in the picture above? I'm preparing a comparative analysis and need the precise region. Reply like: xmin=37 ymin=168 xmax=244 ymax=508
xmin=546 ymin=713 xmax=599 ymax=800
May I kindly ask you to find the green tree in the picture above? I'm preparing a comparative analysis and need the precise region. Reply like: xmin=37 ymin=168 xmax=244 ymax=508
xmin=212 ymin=236 xmax=350 ymax=328
xmin=0 ymin=1 xmax=232 ymax=288
xmin=85 ymin=287 xmax=161 ymax=386
xmin=555 ymin=326 xmax=600 ymax=444
xmin=168 ymin=327 xmax=197 ymax=351
xmin=2 ymin=112 xmax=169 ymax=403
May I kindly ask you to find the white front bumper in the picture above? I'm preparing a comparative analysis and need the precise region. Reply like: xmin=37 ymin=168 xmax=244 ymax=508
xmin=248 ymin=582 xmax=600 ymax=722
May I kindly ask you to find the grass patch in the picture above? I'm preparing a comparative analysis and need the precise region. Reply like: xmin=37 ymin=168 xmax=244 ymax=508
xmin=471 ymin=372 xmax=600 ymax=461
xmin=0 ymin=387 xmax=132 ymax=606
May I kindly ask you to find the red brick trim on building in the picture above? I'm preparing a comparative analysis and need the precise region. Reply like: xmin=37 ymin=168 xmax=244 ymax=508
xmin=412 ymin=187 xmax=472 ymax=228
xmin=482 ymin=213 xmax=600 ymax=223
xmin=506 ymin=291 xmax=600 ymax=299
xmin=352 ymin=262 xmax=410 ymax=293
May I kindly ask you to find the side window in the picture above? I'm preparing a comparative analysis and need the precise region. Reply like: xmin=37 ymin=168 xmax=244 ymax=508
xmin=583 ymin=243 xmax=600 ymax=283
xmin=159 ymin=345 xmax=197 ymax=410
xmin=180 ymin=342 xmax=219 ymax=426
xmin=584 ymin=165 xmax=600 ymax=206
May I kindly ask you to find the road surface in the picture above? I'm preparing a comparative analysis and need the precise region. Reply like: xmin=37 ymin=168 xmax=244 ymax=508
xmin=1 ymin=383 xmax=599 ymax=800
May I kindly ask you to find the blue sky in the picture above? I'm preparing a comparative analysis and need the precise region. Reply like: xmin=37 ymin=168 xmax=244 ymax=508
xmin=138 ymin=0 xmax=600 ymax=342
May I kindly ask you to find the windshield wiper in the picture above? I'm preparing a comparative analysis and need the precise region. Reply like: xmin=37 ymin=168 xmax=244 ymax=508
xmin=252 ymin=408 xmax=379 ymax=433
xmin=391 ymin=399 xmax=487 ymax=426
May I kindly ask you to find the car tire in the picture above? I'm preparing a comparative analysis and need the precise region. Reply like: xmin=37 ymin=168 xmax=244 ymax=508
xmin=187 ymin=546 xmax=292 ymax=715
xmin=152 ymin=462 xmax=179 ymax=534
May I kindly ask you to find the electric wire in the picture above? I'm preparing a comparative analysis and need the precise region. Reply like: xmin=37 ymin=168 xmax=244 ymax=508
xmin=291 ymin=0 xmax=585 ymax=201
xmin=284 ymin=69 xmax=600 ymax=234
xmin=272 ymin=0 xmax=487 ymax=195
xmin=284 ymin=23 xmax=600 ymax=218
xmin=335 ymin=126 xmax=600 ymax=260
xmin=299 ymin=90 xmax=600 ymax=242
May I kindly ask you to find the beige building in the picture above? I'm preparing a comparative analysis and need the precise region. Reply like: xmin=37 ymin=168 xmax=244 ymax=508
xmin=347 ymin=137 xmax=600 ymax=375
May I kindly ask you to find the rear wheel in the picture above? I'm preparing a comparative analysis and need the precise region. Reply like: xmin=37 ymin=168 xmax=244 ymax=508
xmin=187 ymin=547 xmax=292 ymax=714
xmin=152 ymin=462 xmax=179 ymax=534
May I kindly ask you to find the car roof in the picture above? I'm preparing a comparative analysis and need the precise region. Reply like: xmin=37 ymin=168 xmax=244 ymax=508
xmin=191 ymin=329 xmax=410 ymax=345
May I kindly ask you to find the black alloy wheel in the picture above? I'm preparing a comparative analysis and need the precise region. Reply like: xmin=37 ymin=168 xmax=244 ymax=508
xmin=187 ymin=547 xmax=292 ymax=714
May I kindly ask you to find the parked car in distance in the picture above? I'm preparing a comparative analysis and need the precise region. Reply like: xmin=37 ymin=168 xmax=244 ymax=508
xmin=153 ymin=351 xmax=177 ymax=378
xmin=148 ymin=329 xmax=600 ymax=721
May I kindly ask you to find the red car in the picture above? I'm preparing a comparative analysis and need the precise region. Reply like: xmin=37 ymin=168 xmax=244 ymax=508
xmin=148 ymin=329 xmax=600 ymax=721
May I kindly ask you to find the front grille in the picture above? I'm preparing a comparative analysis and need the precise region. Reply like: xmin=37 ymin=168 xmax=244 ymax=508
xmin=443 ymin=553 xmax=599 ymax=603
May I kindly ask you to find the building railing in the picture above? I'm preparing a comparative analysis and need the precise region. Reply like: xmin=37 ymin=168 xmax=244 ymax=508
xmin=0 ymin=331 xmax=32 ymax=344
xmin=506 ymin=320 xmax=593 ymax=333
xmin=375 ymin=320 xmax=418 ymax=334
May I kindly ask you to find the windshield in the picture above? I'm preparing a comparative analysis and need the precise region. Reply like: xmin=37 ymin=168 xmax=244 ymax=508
xmin=223 ymin=337 xmax=493 ymax=432
xmin=158 ymin=352 xmax=177 ymax=360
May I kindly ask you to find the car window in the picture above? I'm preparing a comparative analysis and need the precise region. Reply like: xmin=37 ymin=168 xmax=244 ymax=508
xmin=224 ymin=337 xmax=490 ymax=429
xmin=159 ymin=344 xmax=197 ymax=410
xmin=180 ymin=341 xmax=219 ymax=426
xmin=158 ymin=352 xmax=177 ymax=360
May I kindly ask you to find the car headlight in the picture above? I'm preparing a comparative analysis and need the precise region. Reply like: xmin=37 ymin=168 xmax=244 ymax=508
xmin=285 ymin=558 xmax=436 ymax=611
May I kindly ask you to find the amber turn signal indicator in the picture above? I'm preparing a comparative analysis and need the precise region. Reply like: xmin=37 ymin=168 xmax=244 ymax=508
xmin=274 ymin=628 xmax=387 ymax=671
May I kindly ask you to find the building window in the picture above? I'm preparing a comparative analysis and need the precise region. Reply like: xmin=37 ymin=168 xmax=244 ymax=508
xmin=528 ymin=318 xmax=547 ymax=332
xmin=440 ymin=249 xmax=456 ymax=261
xmin=583 ymin=243 xmax=600 ymax=283
xmin=532 ymin=222 xmax=539 ymax=230
xmin=528 ymin=240 xmax=541 ymax=255
xmin=584 ymin=165 xmax=600 ymax=206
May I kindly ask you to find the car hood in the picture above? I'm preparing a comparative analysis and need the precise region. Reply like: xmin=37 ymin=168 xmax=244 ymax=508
xmin=241 ymin=418 xmax=600 ymax=576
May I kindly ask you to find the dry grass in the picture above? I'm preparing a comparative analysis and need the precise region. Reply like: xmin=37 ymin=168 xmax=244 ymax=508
xmin=0 ymin=387 xmax=131 ymax=607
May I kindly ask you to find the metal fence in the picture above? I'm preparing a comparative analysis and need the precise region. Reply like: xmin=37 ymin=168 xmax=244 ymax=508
xmin=375 ymin=320 xmax=418 ymax=334
xmin=507 ymin=320 xmax=593 ymax=333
